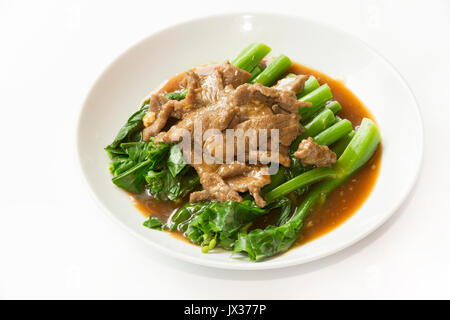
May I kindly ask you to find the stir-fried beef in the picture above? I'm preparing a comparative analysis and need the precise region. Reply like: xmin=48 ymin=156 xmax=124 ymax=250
xmin=142 ymin=95 xmax=176 ymax=141
xmin=219 ymin=61 xmax=252 ymax=88
xmin=194 ymin=61 xmax=251 ymax=88
xmin=224 ymin=165 xmax=270 ymax=208
xmin=189 ymin=190 xmax=214 ymax=202
xmin=233 ymin=114 xmax=303 ymax=146
xmin=190 ymin=163 xmax=270 ymax=208
xmin=273 ymin=74 xmax=308 ymax=93
xmin=156 ymin=97 xmax=239 ymax=145
xmin=248 ymin=149 xmax=291 ymax=167
xmin=140 ymin=62 xmax=319 ymax=207
xmin=234 ymin=102 xmax=274 ymax=123
xmin=202 ymin=126 xmax=294 ymax=167
xmin=143 ymin=62 xmax=250 ymax=142
xmin=188 ymin=161 xmax=243 ymax=203
xmin=193 ymin=61 xmax=251 ymax=106
xmin=142 ymin=74 xmax=199 ymax=141
xmin=231 ymin=78 xmax=311 ymax=114
xmin=197 ymin=171 xmax=243 ymax=203
xmin=229 ymin=75 xmax=307 ymax=124
xmin=216 ymin=162 xmax=250 ymax=178
xmin=197 ymin=70 xmax=225 ymax=106
xmin=294 ymin=137 xmax=337 ymax=167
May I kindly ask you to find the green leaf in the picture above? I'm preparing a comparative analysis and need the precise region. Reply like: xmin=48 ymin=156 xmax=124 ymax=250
xmin=109 ymin=157 xmax=135 ymax=177
xmin=167 ymin=144 xmax=187 ymax=177
xmin=264 ymin=197 xmax=292 ymax=226
xmin=165 ymin=89 xmax=188 ymax=101
xmin=120 ymin=142 xmax=150 ymax=163
xmin=168 ymin=201 xmax=211 ymax=232
xmin=178 ymin=169 xmax=201 ymax=196
xmin=145 ymin=167 xmax=199 ymax=201
xmin=104 ymin=102 xmax=149 ymax=154
xmin=146 ymin=169 xmax=180 ymax=201
xmin=110 ymin=139 xmax=171 ymax=194
xmin=143 ymin=216 xmax=164 ymax=230
xmin=145 ymin=170 xmax=166 ymax=195
xmin=112 ymin=158 xmax=153 ymax=193
xmin=234 ymin=218 xmax=302 ymax=261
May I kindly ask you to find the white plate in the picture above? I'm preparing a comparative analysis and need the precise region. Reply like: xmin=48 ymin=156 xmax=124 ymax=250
xmin=77 ymin=13 xmax=423 ymax=270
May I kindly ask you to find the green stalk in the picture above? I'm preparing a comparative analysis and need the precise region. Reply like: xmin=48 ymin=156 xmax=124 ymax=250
xmin=297 ymin=119 xmax=380 ymax=219
xmin=298 ymin=84 xmax=333 ymax=123
xmin=332 ymin=130 xmax=355 ymax=157
xmin=334 ymin=119 xmax=380 ymax=176
xmin=251 ymin=54 xmax=292 ymax=86
xmin=231 ymin=43 xmax=272 ymax=73
xmin=306 ymin=100 xmax=341 ymax=122
xmin=290 ymin=109 xmax=335 ymax=152
xmin=230 ymin=43 xmax=258 ymax=63
xmin=313 ymin=119 xmax=353 ymax=146
xmin=297 ymin=76 xmax=320 ymax=99
xmin=303 ymin=109 xmax=336 ymax=139
xmin=264 ymin=167 xmax=336 ymax=203
xmin=325 ymin=101 xmax=342 ymax=114
xmin=248 ymin=65 xmax=263 ymax=82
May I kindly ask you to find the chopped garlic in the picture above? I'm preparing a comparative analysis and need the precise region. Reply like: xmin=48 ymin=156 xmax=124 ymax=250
xmin=143 ymin=112 xmax=156 ymax=127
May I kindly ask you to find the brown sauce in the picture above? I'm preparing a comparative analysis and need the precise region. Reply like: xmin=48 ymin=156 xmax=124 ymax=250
xmin=132 ymin=193 xmax=183 ymax=220
xmin=132 ymin=62 xmax=382 ymax=247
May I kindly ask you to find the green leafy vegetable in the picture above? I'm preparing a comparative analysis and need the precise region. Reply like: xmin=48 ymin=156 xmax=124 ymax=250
xmin=167 ymin=144 xmax=187 ymax=177
xmin=111 ymin=139 xmax=170 ymax=193
xmin=120 ymin=142 xmax=152 ymax=163
xmin=104 ymin=102 xmax=149 ymax=157
xmin=234 ymin=218 xmax=302 ymax=261
xmin=171 ymin=198 xmax=292 ymax=253
xmin=143 ymin=216 xmax=164 ymax=230
xmin=265 ymin=197 xmax=292 ymax=226
xmin=168 ymin=201 xmax=211 ymax=232
xmin=172 ymin=200 xmax=266 ymax=250
xmin=165 ymin=89 xmax=188 ymax=101
xmin=112 ymin=158 xmax=154 ymax=193
xmin=109 ymin=135 xmax=198 ymax=199
xmin=145 ymin=167 xmax=199 ymax=201
xmin=109 ymin=157 xmax=135 ymax=177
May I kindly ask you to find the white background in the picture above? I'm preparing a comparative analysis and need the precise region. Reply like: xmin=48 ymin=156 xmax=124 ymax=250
xmin=0 ymin=0 xmax=449 ymax=299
